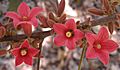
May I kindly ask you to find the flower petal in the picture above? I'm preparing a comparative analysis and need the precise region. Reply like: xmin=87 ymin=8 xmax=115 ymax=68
xmin=28 ymin=47 xmax=39 ymax=57
xmin=17 ymin=2 xmax=30 ymax=16
xmin=11 ymin=48 xmax=20 ymax=57
xmin=97 ymin=27 xmax=109 ymax=41
xmin=73 ymin=29 xmax=84 ymax=41
xmin=21 ymin=39 xmax=30 ymax=48
xmin=31 ymin=17 xmax=38 ymax=28
xmin=13 ymin=18 xmax=20 ymax=28
xmin=54 ymin=35 xmax=66 ymax=46
xmin=65 ymin=39 xmax=76 ymax=50
xmin=97 ymin=50 xmax=109 ymax=65
xmin=23 ymin=56 xmax=33 ymax=65
xmin=53 ymin=24 xmax=67 ymax=35
xmin=20 ymin=22 xmax=32 ymax=36
xmin=29 ymin=7 xmax=43 ymax=19
xmin=101 ymin=40 xmax=118 ymax=52
xmin=86 ymin=46 xmax=97 ymax=58
xmin=85 ymin=32 xmax=97 ymax=47
xmin=65 ymin=19 xmax=76 ymax=29
xmin=5 ymin=12 xmax=20 ymax=19
xmin=15 ymin=56 xmax=23 ymax=66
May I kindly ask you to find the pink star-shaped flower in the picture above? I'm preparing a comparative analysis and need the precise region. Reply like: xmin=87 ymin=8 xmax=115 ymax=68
xmin=53 ymin=19 xmax=84 ymax=50
xmin=11 ymin=39 xmax=39 ymax=66
xmin=5 ymin=2 xmax=43 ymax=36
xmin=85 ymin=27 xmax=118 ymax=65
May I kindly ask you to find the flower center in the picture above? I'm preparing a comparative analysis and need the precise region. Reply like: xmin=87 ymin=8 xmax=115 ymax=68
xmin=20 ymin=48 xmax=28 ymax=56
xmin=22 ymin=16 xmax=28 ymax=20
xmin=66 ymin=31 xmax=72 ymax=38
xmin=97 ymin=44 xmax=101 ymax=49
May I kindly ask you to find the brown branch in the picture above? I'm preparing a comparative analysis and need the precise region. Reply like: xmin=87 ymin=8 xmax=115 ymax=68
xmin=0 ymin=14 xmax=117 ymax=42
xmin=0 ymin=30 xmax=51 ymax=42
xmin=80 ymin=14 xmax=117 ymax=26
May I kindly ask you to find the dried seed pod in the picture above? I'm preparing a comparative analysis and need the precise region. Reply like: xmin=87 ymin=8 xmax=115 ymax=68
xmin=114 ymin=21 xmax=119 ymax=27
xmin=48 ymin=12 xmax=55 ymax=21
xmin=38 ymin=15 xmax=49 ymax=28
xmin=88 ymin=8 xmax=104 ymax=16
xmin=116 ymin=13 xmax=120 ymax=20
xmin=58 ymin=0 xmax=65 ymax=17
xmin=59 ymin=14 xmax=66 ymax=23
xmin=47 ymin=19 xmax=56 ymax=27
xmin=32 ymin=39 xmax=41 ymax=49
xmin=101 ymin=0 xmax=112 ymax=13
xmin=0 ymin=26 xmax=6 ymax=38
xmin=108 ymin=22 xmax=114 ymax=34
xmin=111 ymin=0 xmax=120 ymax=5
xmin=112 ymin=1 xmax=118 ymax=7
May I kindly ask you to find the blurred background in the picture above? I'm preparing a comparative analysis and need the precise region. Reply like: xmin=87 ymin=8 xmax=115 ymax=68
xmin=0 ymin=0 xmax=120 ymax=70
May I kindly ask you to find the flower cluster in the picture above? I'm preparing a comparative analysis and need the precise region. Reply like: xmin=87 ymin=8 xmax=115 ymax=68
xmin=53 ymin=19 xmax=118 ymax=65
xmin=1 ymin=0 xmax=119 ymax=68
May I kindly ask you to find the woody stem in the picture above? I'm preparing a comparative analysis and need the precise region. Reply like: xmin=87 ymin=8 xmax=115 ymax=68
xmin=37 ymin=51 xmax=41 ymax=70
xmin=78 ymin=39 xmax=87 ymax=70
xmin=0 ymin=14 xmax=117 ymax=42
xmin=37 ymin=41 xmax=43 ymax=70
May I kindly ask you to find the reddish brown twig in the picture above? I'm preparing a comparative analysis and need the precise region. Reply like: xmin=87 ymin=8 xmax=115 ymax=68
xmin=80 ymin=14 xmax=117 ymax=27
xmin=0 ymin=30 xmax=51 ymax=42
xmin=0 ymin=14 xmax=118 ymax=42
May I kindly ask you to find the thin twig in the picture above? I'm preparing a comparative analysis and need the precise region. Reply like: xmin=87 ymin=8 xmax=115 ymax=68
xmin=79 ymin=14 xmax=117 ymax=27
xmin=37 ymin=51 xmax=41 ymax=70
xmin=78 ymin=39 xmax=87 ymax=70
xmin=37 ymin=40 xmax=43 ymax=70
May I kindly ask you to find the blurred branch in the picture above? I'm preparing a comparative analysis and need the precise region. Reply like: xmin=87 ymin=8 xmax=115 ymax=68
xmin=0 ymin=30 xmax=51 ymax=42
xmin=79 ymin=14 xmax=117 ymax=27
xmin=90 ymin=15 xmax=117 ymax=26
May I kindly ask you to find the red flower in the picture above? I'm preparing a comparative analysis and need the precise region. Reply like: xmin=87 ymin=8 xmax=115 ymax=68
xmin=5 ymin=2 xmax=43 ymax=36
xmin=11 ymin=39 xmax=39 ymax=66
xmin=53 ymin=19 xmax=84 ymax=50
xmin=85 ymin=27 xmax=118 ymax=65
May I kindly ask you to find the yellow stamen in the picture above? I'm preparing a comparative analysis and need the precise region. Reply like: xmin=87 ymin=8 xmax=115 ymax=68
xmin=66 ymin=31 xmax=72 ymax=38
xmin=23 ymin=16 xmax=28 ymax=20
xmin=97 ymin=44 xmax=101 ymax=49
xmin=20 ymin=49 xmax=27 ymax=56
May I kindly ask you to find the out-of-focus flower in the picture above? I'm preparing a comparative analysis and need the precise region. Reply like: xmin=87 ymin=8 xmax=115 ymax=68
xmin=85 ymin=27 xmax=118 ymax=65
xmin=5 ymin=2 xmax=43 ymax=36
xmin=11 ymin=39 xmax=39 ymax=66
xmin=53 ymin=19 xmax=84 ymax=50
